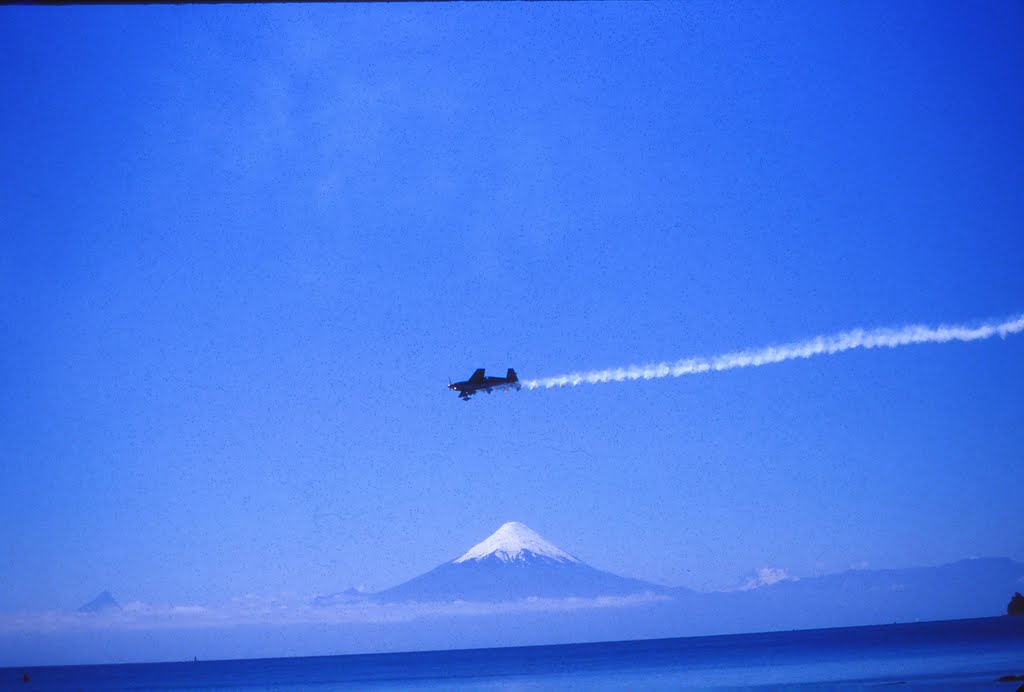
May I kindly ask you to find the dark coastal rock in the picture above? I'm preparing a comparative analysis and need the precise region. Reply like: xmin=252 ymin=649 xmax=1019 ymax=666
xmin=994 ymin=675 xmax=1024 ymax=692
xmin=1008 ymin=592 xmax=1024 ymax=616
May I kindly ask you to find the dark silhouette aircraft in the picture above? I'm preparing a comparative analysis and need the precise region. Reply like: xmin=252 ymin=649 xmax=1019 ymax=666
xmin=449 ymin=368 xmax=521 ymax=400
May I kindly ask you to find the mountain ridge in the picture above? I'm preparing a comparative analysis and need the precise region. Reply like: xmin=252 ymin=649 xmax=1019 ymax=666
xmin=312 ymin=522 xmax=1024 ymax=631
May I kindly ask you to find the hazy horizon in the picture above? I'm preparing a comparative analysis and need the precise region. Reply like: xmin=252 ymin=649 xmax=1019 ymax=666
xmin=23 ymin=517 xmax=1024 ymax=612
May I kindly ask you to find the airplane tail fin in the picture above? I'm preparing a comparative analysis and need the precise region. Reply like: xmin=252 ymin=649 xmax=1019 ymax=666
xmin=507 ymin=368 xmax=518 ymax=382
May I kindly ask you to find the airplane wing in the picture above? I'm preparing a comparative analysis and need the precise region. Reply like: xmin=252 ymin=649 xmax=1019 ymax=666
xmin=468 ymin=369 xmax=486 ymax=383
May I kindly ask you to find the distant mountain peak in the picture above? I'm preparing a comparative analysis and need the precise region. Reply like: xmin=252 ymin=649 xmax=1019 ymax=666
xmin=454 ymin=521 xmax=580 ymax=564
xmin=78 ymin=590 xmax=121 ymax=613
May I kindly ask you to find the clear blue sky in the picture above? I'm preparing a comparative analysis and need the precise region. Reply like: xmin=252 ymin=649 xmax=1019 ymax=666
xmin=2 ymin=2 xmax=1023 ymax=615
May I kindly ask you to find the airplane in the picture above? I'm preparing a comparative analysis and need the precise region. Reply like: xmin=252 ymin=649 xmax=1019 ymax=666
xmin=448 ymin=368 xmax=521 ymax=400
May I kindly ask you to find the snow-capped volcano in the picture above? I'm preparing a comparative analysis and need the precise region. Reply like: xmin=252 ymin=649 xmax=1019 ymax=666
xmin=454 ymin=521 xmax=580 ymax=564
xmin=371 ymin=521 xmax=666 ymax=603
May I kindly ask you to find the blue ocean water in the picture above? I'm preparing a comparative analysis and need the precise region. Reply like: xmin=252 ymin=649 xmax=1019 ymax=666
xmin=7 ymin=616 xmax=1024 ymax=690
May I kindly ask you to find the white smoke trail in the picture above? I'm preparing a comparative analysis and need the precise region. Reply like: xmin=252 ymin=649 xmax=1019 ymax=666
xmin=523 ymin=313 xmax=1024 ymax=391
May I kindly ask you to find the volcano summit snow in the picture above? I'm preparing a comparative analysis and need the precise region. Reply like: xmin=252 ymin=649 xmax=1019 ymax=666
xmin=372 ymin=522 xmax=664 ymax=603
xmin=454 ymin=521 xmax=580 ymax=564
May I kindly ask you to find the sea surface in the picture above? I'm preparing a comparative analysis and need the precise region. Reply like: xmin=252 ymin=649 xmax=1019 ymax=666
xmin=7 ymin=616 xmax=1024 ymax=690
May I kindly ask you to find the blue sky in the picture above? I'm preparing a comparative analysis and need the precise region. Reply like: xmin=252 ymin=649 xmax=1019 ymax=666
xmin=3 ymin=0 xmax=1023 ymax=620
